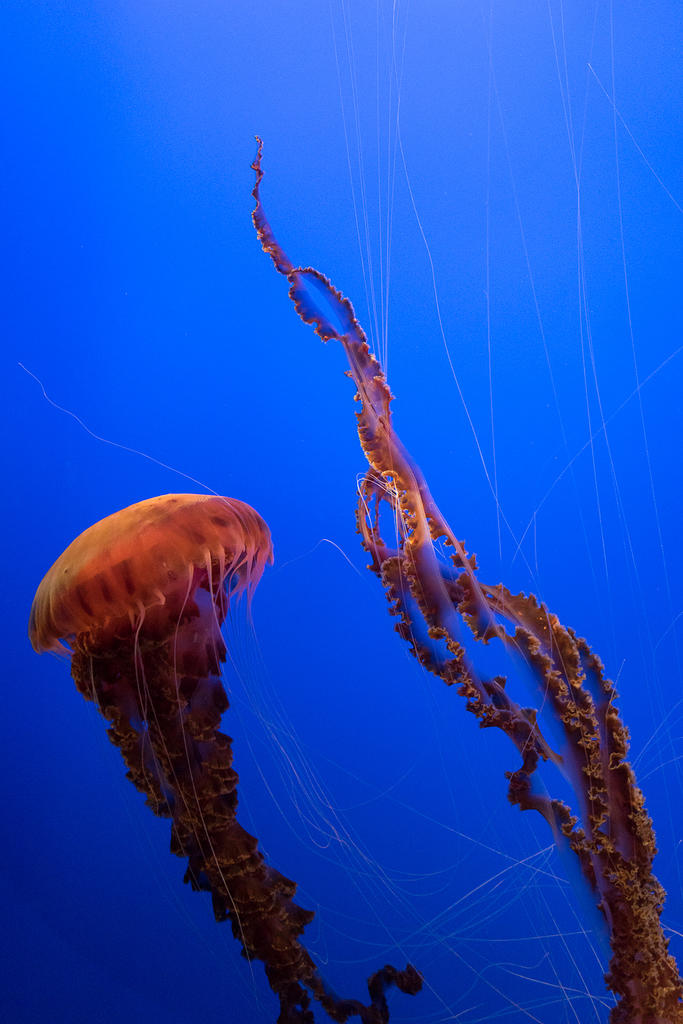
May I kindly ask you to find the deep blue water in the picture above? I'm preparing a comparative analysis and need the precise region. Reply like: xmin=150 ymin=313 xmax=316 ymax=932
xmin=4 ymin=4 xmax=682 ymax=1023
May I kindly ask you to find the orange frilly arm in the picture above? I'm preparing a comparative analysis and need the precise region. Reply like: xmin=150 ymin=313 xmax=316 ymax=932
xmin=252 ymin=140 xmax=683 ymax=1024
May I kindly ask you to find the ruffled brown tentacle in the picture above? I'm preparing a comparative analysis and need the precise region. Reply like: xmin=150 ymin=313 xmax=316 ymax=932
xmin=252 ymin=139 xmax=683 ymax=1024
xmin=70 ymin=591 xmax=420 ymax=1024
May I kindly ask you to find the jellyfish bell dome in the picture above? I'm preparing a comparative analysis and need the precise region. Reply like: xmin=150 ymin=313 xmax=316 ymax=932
xmin=29 ymin=493 xmax=273 ymax=655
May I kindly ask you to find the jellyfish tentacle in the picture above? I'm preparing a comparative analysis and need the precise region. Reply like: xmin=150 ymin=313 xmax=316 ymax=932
xmin=71 ymin=629 xmax=319 ymax=1017
xmin=70 ymin=591 xmax=420 ymax=1024
xmin=252 ymin=142 xmax=683 ymax=1023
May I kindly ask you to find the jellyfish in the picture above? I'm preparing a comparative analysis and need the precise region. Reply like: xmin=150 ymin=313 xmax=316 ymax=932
xmin=252 ymin=140 xmax=683 ymax=1024
xmin=29 ymin=492 xmax=421 ymax=1024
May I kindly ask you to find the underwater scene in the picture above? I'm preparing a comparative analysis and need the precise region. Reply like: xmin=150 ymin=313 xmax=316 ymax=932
xmin=4 ymin=3 xmax=682 ymax=1023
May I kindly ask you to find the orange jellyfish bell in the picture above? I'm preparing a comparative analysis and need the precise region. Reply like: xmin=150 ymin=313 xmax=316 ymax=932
xmin=29 ymin=492 xmax=420 ymax=1024
xmin=29 ymin=492 xmax=273 ymax=654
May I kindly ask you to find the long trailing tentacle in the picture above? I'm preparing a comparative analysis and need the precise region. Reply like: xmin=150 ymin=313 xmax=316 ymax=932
xmin=71 ymin=581 xmax=420 ymax=1024
xmin=252 ymin=138 xmax=683 ymax=1024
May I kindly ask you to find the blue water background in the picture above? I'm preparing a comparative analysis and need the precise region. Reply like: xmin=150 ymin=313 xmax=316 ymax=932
xmin=3 ymin=4 xmax=682 ymax=1023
